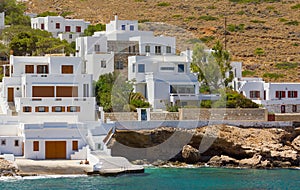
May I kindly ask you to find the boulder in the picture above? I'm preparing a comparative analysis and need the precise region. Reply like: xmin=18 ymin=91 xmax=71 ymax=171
xmin=207 ymin=155 xmax=238 ymax=167
xmin=291 ymin=135 xmax=300 ymax=151
xmin=181 ymin=145 xmax=201 ymax=164
xmin=239 ymin=154 xmax=262 ymax=167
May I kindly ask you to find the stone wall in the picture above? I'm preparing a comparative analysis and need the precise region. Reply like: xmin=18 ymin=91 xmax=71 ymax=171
xmin=105 ymin=112 xmax=138 ymax=122
xmin=150 ymin=112 xmax=179 ymax=120
xmin=275 ymin=114 xmax=300 ymax=121
xmin=179 ymin=108 xmax=267 ymax=121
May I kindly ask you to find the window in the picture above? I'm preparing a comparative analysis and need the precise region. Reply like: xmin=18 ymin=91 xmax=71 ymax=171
xmin=275 ymin=91 xmax=286 ymax=99
xmin=155 ymin=46 xmax=161 ymax=55
xmin=14 ymin=140 xmax=19 ymax=147
xmin=250 ymin=91 xmax=260 ymax=99
xmin=25 ymin=65 xmax=34 ymax=73
xmin=41 ymin=23 xmax=44 ymax=30
xmin=72 ymin=141 xmax=78 ymax=151
xmin=130 ymin=25 xmax=134 ymax=31
xmin=1 ymin=139 xmax=6 ymax=146
xmin=121 ymin=25 xmax=125 ymax=30
xmin=69 ymin=34 xmax=72 ymax=39
xmin=101 ymin=60 xmax=106 ymax=68
xmin=288 ymin=91 xmax=298 ymax=98
xmin=132 ymin=64 xmax=135 ymax=73
xmin=170 ymin=85 xmax=195 ymax=94
xmin=292 ymin=105 xmax=297 ymax=113
xmin=37 ymin=65 xmax=49 ymax=74
xmin=145 ymin=45 xmax=150 ymax=53
xmin=67 ymin=106 xmax=80 ymax=112
xmin=55 ymin=23 xmax=60 ymax=29
xmin=166 ymin=46 xmax=171 ymax=53
xmin=52 ymin=106 xmax=63 ymax=112
xmin=83 ymin=84 xmax=89 ymax=97
xmin=116 ymin=61 xmax=123 ymax=69
xmin=33 ymin=141 xmax=39 ymax=151
xmin=160 ymin=67 xmax=174 ymax=71
xmin=76 ymin=26 xmax=81 ymax=32
xmin=23 ymin=106 xmax=32 ymax=112
xmin=36 ymin=106 xmax=48 ymax=112
xmin=94 ymin=44 xmax=100 ymax=52
xmin=65 ymin=26 xmax=71 ymax=32
xmin=132 ymin=46 xmax=136 ymax=53
xmin=138 ymin=64 xmax=145 ymax=73
xmin=178 ymin=64 xmax=185 ymax=73
xmin=62 ymin=65 xmax=73 ymax=74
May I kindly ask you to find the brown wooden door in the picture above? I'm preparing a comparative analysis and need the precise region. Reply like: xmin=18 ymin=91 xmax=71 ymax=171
xmin=45 ymin=141 xmax=66 ymax=159
xmin=7 ymin=88 xmax=14 ymax=102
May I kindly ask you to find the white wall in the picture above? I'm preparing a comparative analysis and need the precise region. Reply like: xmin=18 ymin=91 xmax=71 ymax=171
xmin=0 ymin=136 xmax=23 ymax=156
xmin=86 ymin=53 xmax=114 ymax=81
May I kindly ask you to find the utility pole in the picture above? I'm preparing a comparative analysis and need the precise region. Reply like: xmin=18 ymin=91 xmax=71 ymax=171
xmin=224 ymin=17 xmax=227 ymax=51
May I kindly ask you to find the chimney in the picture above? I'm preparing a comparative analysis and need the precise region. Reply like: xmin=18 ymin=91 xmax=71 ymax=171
xmin=114 ymin=13 xmax=118 ymax=31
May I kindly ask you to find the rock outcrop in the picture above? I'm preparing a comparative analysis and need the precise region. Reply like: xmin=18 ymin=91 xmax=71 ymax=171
xmin=110 ymin=125 xmax=300 ymax=168
xmin=0 ymin=158 xmax=19 ymax=177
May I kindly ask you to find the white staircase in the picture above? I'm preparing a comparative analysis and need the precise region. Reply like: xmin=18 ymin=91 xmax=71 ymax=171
xmin=70 ymin=145 xmax=90 ymax=160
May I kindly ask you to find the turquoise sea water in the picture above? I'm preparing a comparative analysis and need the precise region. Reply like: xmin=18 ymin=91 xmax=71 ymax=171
xmin=0 ymin=167 xmax=299 ymax=190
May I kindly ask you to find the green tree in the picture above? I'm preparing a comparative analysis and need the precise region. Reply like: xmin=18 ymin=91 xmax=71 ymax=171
xmin=191 ymin=41 xmax=233 ymax=92
xmin=95 ymin=72 xmax=150 ymax=112
xmin=0 ymin=0 xmax=30 ymax=26
xmin=84 ymin=24 xmax=106 ymax=36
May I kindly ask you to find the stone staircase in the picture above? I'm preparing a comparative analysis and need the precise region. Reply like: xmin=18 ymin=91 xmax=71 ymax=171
xmin=8 ymin=102 xmax=18 ymax=116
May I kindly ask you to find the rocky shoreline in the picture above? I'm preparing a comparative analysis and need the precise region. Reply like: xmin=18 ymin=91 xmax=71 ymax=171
xmin=0 ymin=158 xmax=19 ymax=177
xmin=110 ymin=125 xmax=300 ymax=169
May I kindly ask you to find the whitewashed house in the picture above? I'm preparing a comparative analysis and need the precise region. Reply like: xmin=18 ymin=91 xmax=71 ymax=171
xmin=76 ymin=15 xmax=176 ymax=80
xmin=0 ymin=12 xmax=4 ymax=31
xmin=31 ymin=16 xmax=90 ymax=42
xmin=232 ymin=63 xmax=300 ymax=113
xmin=128 ymin=50 xmax=201 ymax=109
xmin=0 ymin=55 xmax=109 ymax=159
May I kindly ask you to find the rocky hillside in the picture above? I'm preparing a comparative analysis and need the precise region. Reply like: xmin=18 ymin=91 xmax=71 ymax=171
xmin=110 ymin=125 xmax=300 ymax=168
xmin=25 ymin=0 xmax=300 ymax=82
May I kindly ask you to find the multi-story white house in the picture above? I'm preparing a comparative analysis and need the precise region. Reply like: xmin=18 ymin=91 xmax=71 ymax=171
xmin=31 ymin=16 xmax=90 ymax=42
xmin=232 ymin=62 xmax=300 ymax=113
xmin=0 ymin=55 xmax=109 ymax=159
xmin=0 ymin=12 xmax=4 ymax=31
xmin=76 ymin=15 xmax=176 ymax=80
xmin=128 ymin=50 xmax=201 ymax=109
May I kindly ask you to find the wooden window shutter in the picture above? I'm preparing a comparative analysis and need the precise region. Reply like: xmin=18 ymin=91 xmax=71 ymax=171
xmin=72 ymin=141 xmax=78 ymax=151
xmin=33 ymin=141 xmax=39 ymax=151
xmin=288 ymin=91 xmax=291 ymax=98
xmin=282 ymin=91 xmax=286 ymax=98
xmin=276 ymin=91 xmax=279 ymax=98
xmin=67 ymin=106 xmax=71 ymax=112
xmin=76 ymin=106 xmax=80 ymax=112
xmin=25 ymin=65 xmax=34 ymax=73
xmin=35 ymin=107 xmax=39 ymax=112
xmin=62 ymin=107 xmax=65 ymax=112
xmin=62 ymin=65 xmax=73 ymax=74
xmin=295 ymin=91 xmax=298 ymax=98
xmin=45 ymin=107 xmax=49 ymax=112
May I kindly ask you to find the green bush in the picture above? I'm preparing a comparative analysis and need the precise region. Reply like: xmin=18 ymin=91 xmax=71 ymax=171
xmin=236 ymin=11 xmax=245 ymax=15
xmin=166 ymin=104 xmax=179 ymax=112
xmin=172 ymin=14 xmax=182 ymax=18
xmin=37 ymin=11 xmax=58 ymax=17
xmin=229 ymin=0 xmax=279 ymax=3
xmin=200 ymin=100 xmax=212 ymax=108
xmin=199 ymin=36 xmax=215 ymax=43
xmin=285 ymin=20 xmax=299 ymax=26
xmin=227 ymin=24 xmax=245 ymax=32
xmin=157 ymin=2 xmax=171 ymax=6
xmin=291 ymin=4 xmax=300 ymax=10
xmin=250 ymin=20 xmax=266 ymax=24
xmin=254 ymin=48 xmax=264 ymax=56
xmin=275 ymin=62 xmax=298 ymax=69
xmin=293 ymin=43 xmax=299 ymax=46
xmin=242 ymin=70 xmax=256 ymax=77
xmin=263 ymin=72 xmax=284 ymax=80
xmin=199 ymin=15 xmax=218 ymax=21
xmin=278 ymin=18 xmax=288 ymax=22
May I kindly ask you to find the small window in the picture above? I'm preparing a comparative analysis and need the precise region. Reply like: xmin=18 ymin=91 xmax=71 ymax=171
xmin=62 ymin=65 xmax=73 ymax=74
xmin=41 ymin=23 xmax=44 ymax=30
xmin=1 ymin=139 xmax=6 ymax=146
xmin=14 ymin=140 xmax=19 ymax=147
xmin=56 ymin=23 xmax=60 ymax=29
xmin=53 ymin=106 xmax=63 ymax=112
xmin=94 ymin=44 xmax=100 ymax=52
xmin=155 ymin=46 xmax=161 ymax=55
xmin=67 ymin=106 xmax=80 ymax=112
xmin=65 ymin=26 xmax=71 ymax=32
xmin=33 ymin=141 xmax=39 ymax=151
xmin=37 ymin=65 xmax=49 ymax=74
xmin=145 ymin=45 xmax=150 ymax=53
xmin=288 ymin=91 xmax=298 ymax=98
xmin=130 ymin=25 xmax=134 ymax=31
xmin=292 ymin=105 xmax=297 ymax=113
xmin=72 ymin=141 xmax=78 ymax=151
xmin=35 ymin=106 xmax=49 ymax=112
xmin=101 ymin=61 xmax=106 ymax=68
xmin=121 ymin=25 xmax=125 ymax=30
xmin=25 ymin=65 xmax=34 ymax=74
xmin=275 ymin=91 xmax=286 ymax=99
xmin=250 ymin=91 xmax=260 ymax=99
xmin=138 ymin=64 xmax=145 ymax=73
xmin=116 ymin=61 xmax=123 ymax=70
xmin=166 ymin=46 xmax=171 ymax=53
xmin=76 ymin=26 xmax=81 ymax=32
xmin=132 ymin=64 xmax=135 ymax=73
xmin=23 ymin=106 xmax=32 ymax=112
xmin=69 ymin=34 xmax=72 ymax=39
xmin=178 ymin=64 xmax=185 ymax=73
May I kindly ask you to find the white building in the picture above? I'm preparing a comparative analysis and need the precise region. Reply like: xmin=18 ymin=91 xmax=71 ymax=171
xmin=128 ymin=50 xmax=201 ymax=109
xmin=232 ymin=62 xmax=300 ymax=113
xmin=0 ymin=12 xmax=4 ymax=31
xmin=76 ymin=15 xmax=176 ymax=80
xmin=0 ymin=55 xmax=110 ymax=159
xmin=31 ymin=16 xmax=90 ymax=42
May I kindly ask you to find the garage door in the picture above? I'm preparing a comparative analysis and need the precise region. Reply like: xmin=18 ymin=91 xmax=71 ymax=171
xmin=45 ymin=141 xmax=66 ymax=159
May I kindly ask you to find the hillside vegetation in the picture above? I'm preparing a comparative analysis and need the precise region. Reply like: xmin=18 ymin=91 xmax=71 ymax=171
xmin=25 ymin=0 xmax=300 ymax=82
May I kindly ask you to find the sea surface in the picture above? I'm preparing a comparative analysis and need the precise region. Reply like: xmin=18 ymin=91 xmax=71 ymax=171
xmin=0 ymin=167 xmax=299 ymax=190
